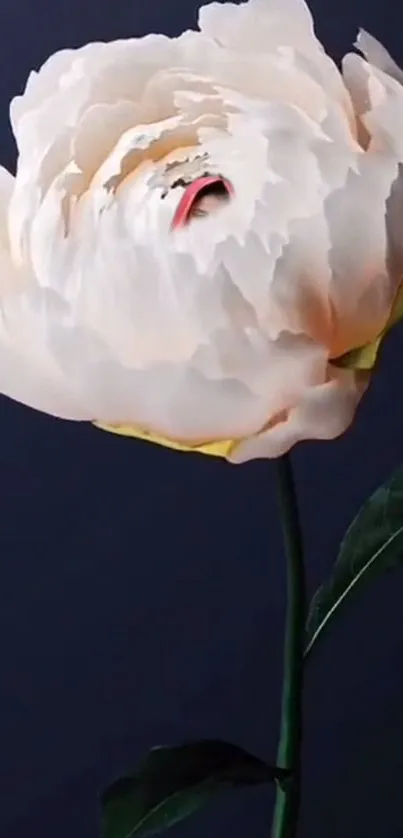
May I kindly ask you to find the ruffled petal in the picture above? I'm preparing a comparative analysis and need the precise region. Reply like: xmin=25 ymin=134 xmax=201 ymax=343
xmin=323 ymin=152 xmax=401 ymax=355
xmin=198 ymin=0 xmax=316 ymax=53
xmin=0 ymin=167 xmax=13 ymax=239
xmin=10 ymin=36 xmax=177 ymax=148
xmin=354 ymin=30 xmax=403 ymax=85
xmin=198 ymin=0 xmax=353 ymax=123
xmin=0 ymin=167 xmax=34 ymax=297
xmin=229 ymin=366 xmax=369 ymax=462
xmin=39 ymin=288 xmax=328 ymax=438
xmin=0 ymin=287 xmax=89 ymax=419
xmin=343 ymin=45 xmax=403 ymax=156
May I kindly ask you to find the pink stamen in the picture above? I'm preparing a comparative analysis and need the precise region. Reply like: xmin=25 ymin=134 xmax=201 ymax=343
xmin=171 ymin=176 xmax=234 ymax=230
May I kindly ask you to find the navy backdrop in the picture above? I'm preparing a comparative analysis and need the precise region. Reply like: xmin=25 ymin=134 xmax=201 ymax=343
xmin=1 ymin=1 xmax=403 ymax=836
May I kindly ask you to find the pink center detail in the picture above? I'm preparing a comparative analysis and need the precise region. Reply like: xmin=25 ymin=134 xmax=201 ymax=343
xmin=171 ymin=176 xmax=234 ymax=230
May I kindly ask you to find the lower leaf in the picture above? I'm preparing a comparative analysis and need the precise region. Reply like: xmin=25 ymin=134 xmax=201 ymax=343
xmin=101 ymin=739 xmax=284 ymax=838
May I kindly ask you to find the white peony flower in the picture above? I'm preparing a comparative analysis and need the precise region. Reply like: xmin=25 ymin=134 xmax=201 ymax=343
xmin=1 ymin=0 xmax=403 ymax=462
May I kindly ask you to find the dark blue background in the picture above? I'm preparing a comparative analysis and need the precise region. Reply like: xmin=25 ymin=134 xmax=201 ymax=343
xmin=1 ymin=1 xmax=403 ymax=836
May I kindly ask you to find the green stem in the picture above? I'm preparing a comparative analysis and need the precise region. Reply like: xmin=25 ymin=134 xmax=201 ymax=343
xmin=271 ymin=454 xmax=306 ymax=838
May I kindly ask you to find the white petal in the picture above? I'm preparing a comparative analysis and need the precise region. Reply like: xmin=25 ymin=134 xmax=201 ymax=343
xmin=355 ymin=30 xmax=403 ymax=85
xmin=47 ymin=327 xmax=327 ymax=440
xmin=343 ymin=51 xmax=403 ymax=156
xmin=0 ymin=288 xmax=89 ymax=419
xmin=11 ymin=35 xmax=180 ymax=158
xmin=198 ymin=0 xmax=353 ymax=121
xmin=0 ymin=166 xmax=13 ymax=251
xmin=323 ymin=152 xmax=401 ymax=354
xmin=229 ymin=366 xmax=369 ymax=462
xmin=198 ymin=0 xmax=316 ymax=53
xmin=0 ymin=167 xmax=34 ymax=297
xmin=10 ymin=49 xmax=78 ymax=133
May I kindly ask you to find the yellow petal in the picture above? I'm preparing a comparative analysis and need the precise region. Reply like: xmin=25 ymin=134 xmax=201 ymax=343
xmin=94 ymin=421 xmax=237 ymax=458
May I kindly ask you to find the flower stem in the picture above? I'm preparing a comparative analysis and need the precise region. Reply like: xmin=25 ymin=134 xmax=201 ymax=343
xmin=271 ymin=454 xmax=306 ymax=838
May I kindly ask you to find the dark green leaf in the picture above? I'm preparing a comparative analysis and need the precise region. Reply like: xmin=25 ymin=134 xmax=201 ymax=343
xmin=101 ymin=739 xmax=282 ymax=838
xmin=305 ymin=465 xmax=403 ymax=657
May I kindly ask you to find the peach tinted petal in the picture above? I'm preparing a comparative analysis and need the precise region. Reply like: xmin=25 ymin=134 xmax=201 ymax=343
xmin=323 ymin=154 xmax=401 ymax=356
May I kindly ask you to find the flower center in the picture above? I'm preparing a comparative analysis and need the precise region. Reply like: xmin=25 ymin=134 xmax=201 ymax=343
xmin=171 ymin=176 xmax=234 ymax=229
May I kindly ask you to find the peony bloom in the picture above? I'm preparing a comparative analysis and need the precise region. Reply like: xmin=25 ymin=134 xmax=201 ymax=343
xmin=0 ymin=0 xmax=403 ymax=462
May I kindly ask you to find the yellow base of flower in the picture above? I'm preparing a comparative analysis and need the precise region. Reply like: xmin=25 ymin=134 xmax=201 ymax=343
xmin=94 ymin=421 xmax=237 ymax=458
xmin=334 ymin=335 xmax=382 ymax=370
